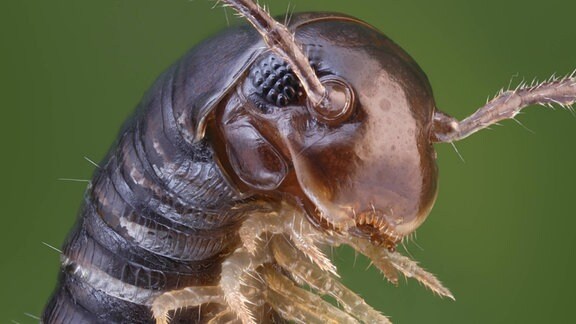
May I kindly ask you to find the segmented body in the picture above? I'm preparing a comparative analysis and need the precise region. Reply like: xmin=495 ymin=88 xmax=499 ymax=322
xmin=42 ymin=12 xmax=460 ymax=324
xmin=41 ymin=25 xmax=277 ymax=323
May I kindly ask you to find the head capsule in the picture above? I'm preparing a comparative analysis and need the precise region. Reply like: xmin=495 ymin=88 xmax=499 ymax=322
xmin=212 ymin=13 xmax=439 ymax=250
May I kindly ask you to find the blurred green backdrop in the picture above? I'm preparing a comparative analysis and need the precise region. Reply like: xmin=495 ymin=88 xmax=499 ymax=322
xmin=1 ymin=0 xmax=575 ymax=323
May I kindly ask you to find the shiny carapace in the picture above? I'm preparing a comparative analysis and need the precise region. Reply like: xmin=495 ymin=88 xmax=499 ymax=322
xmin=42 ymin=1 xmax=576 ymax=323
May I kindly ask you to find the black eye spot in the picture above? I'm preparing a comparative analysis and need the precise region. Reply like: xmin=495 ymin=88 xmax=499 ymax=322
xmin=254 ymin=76 xmax=264 ymax=87
xmin=266 ymin=89 xmax=278 ymax=103
xmin=283 ymin=86 xmax=296 ymax=101
xmin=250 ymin=54 xmax=301 ymax=107
xmin=276 ymin=94 xmax=288 ymax=106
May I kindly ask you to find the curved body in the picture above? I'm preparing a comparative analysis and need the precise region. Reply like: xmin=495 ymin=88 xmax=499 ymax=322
xmin=43 ymin=12 xmax=439 ymax=323
xmin=42 ymin=24 xmax=267 ymax=323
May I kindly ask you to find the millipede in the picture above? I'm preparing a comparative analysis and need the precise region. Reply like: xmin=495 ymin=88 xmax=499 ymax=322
xmin=36 ymin=0 xmax=576 ymax=323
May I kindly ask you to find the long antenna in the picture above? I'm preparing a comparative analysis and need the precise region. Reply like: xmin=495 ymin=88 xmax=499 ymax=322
xmin=218 ymin=0 xmax=328 ymax=108
xmin=432 ymin=72 xmax=576 ymax=143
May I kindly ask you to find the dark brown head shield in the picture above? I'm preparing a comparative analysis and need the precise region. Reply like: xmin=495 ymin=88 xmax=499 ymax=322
xmin=211 ymin=14 xmax=439 ymax=250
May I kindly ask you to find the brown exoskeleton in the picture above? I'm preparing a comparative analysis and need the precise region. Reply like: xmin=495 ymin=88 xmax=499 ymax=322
xmin=42 ymin=0 xmax=576 ymax=323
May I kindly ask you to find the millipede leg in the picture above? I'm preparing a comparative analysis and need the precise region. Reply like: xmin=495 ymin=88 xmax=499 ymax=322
xmin=271 ymin=236 xmax=391 ymax=324
xmin=221 ymin=247 xmax=269 ymax=324
xmin=387 ymin=251 xmax=455 ymax=299
xmin=262 ymin=265 xmax=359 ymax=324
xmin=150 ymin=286 xmax=223 ymax=324
xmin=285 ymin=217 xmax=338 ymax=276
xmin=239 ymin=208 xmax=337 ymax=275
xmin=265 ymin=288 xmax=326 ymax=324
xmin=206 ymin=309 xmax=240 ymax=324
xmin=239 ymin=211 xmax=283 ymax=254
xmin=348 ymin=238 xmax=454 ymax=300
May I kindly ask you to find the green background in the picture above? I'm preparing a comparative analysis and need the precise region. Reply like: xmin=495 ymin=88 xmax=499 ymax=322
xmin=2 ymin=0 xmax=575 ymax=323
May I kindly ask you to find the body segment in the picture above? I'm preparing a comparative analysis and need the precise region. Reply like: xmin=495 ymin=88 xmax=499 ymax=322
xmin=43 ymin=13 xmax=441 ymax=323
xmin=43 ymin=25 xmax=266 ymax=322
xmin=42 ymin=4 xmax=576 ymax=323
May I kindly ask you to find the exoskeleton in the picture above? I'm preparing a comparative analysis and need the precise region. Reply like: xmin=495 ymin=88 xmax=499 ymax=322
xmin=42 ymin=1 xmax=576 ymax=323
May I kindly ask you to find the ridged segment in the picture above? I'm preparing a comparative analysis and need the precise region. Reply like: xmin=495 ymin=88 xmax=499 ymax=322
xmin=43 ymin=51 xmax=250 ymax=323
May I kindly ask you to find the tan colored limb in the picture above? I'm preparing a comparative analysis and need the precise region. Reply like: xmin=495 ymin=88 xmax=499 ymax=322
xmin=266 ymin=288 xmax=327 ymax=324
xmin=150 ymin=286 xmax=223 ymax=324
xmin=327 ymin=236 xmax=399 ymax=285
xmin=346 ymin=237 xmax=454 ymax=300
xmin=220 ymin=245 xmax=271 ymax=324
xmin=262 ymin=265 xmax=359 ymax=324
xmin=238 ymin=211 xmax=282 ymax=254
xmin=271 ymin=236 xmax=391 ymax=324
xmin=239 ymin=209 xmax=337 ymax=275
xmin=432 ymin=73 xmax=576 ymax=143
xmin=286 ymin=215 xmax=338 ymax=276
xmin=386 ymin=251 xmax=455 ymax=299
xmin=206 ymin=308 xmax=240 ymax=324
